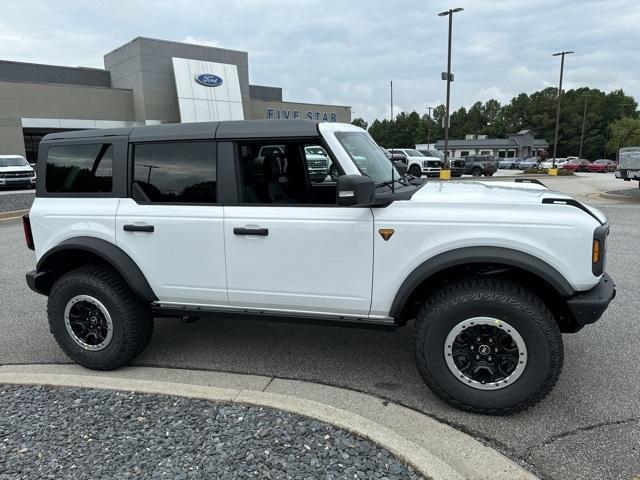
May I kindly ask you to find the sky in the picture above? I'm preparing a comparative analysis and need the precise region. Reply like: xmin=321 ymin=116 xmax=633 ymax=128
xmin=0 ymin=0 xmax=638 ymax=122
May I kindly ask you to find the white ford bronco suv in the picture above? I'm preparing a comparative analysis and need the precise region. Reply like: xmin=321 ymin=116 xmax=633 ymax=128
xmin=24 ymin=120 xmax=615 ymax=414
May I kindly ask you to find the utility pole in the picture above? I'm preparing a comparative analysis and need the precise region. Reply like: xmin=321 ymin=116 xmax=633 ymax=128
xmin=438 ymin=7 xmax=464 ymax=178
xmin=578 ymin=94 xmax=588 ymax=159
xmin=551 ymin=50 xmax=574 ymax=168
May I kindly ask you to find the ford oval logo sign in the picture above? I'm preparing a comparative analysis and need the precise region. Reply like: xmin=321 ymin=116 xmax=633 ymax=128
xmin=194 ymin=73 xmax=223 ymax=87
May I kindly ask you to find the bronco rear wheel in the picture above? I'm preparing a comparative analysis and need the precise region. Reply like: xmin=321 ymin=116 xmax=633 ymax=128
xmin=48 ymin=264 xmax=153 ymax=370
xmin=414 ymin=277 xmax=563 ymax=414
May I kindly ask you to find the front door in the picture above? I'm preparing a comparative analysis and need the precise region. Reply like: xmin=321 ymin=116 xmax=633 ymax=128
xmin=116 ymin=140 xmax=227 ymax=305
xmin=223 ymin=139 xmax=374 ymax=316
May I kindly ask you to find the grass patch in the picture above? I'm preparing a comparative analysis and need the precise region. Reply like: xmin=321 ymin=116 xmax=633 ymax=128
xmin=523 ymin=168 xmax=573 ymax=176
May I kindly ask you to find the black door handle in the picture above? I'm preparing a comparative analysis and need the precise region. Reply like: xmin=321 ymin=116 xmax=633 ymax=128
xmin=233 ymin=227 xmax=268 ymax=236
xmin=123 ymin=224 xmax=154 ymax=233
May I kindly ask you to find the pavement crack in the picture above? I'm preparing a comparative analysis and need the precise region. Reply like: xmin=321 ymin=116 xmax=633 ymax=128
xmin=261 ymin=376 xmax=275 ymax=392
xmin=524 ymin=417 xmax=640 ymax=455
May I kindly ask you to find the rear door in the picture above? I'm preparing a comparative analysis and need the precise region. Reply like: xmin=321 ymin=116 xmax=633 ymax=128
xmin=115 ymin=140 xmax=227 ymax=305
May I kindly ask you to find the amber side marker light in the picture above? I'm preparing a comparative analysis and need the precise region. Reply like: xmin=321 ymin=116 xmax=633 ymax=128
xmin=592 ymin=239 xmax=601 ymax=264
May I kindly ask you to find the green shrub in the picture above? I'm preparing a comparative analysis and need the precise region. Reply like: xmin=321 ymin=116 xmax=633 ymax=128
xmin=522 ymin=168 xmax=573 ymax=176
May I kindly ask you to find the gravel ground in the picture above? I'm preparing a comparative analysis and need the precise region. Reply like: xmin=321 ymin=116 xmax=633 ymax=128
xmin=0 ymin=385 xmax=422 ymax=480
xmin=0 ymin=191 xmax=34 ymax=213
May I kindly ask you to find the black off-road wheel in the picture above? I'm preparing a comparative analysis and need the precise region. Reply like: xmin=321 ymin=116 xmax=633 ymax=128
xmin=415 ymin=277 xmax=563 ymax=415
xmin=471 ymin=167 xmax=482 ymax=177
xmin=47 ymin=264 xmax=153 ymax=370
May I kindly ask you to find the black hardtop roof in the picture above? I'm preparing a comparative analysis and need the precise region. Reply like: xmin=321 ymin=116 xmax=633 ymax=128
xmin=42 ymin=120 xmax=321 ymax=142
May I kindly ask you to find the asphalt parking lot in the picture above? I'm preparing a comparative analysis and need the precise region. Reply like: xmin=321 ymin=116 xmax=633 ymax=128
xmin=0 ymin=174 xmax=638 ymax=480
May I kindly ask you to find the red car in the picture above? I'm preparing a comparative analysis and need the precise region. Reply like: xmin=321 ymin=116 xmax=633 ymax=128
xmin=587 ymin=159 xmax=617 ymax=173
xmin=562 ymin=159 xmax=591 ymax=172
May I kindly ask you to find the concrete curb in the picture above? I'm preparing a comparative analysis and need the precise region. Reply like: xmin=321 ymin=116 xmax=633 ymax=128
xmin=600 ymin=190 xmax=640 ymax=202
xmin=0 ymin=364 xmax=538 ymax=480
xmin=0 ymin=209 xmax=28 ymax=221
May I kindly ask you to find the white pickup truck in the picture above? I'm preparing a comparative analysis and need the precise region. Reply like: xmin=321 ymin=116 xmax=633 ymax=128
xmin=615 ymin=146 xmax=640 ymax=187
xmin=23 ymin=120 xmax=615 ymax=414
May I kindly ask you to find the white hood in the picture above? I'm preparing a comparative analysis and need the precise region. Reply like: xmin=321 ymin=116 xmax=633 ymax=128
xmin=409 ymin=180 xmax=606 ymax=223
xmin=0 ymin=165 xmax=34 ymax=173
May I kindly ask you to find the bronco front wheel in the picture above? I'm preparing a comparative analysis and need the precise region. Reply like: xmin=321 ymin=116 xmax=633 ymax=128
xmin=415 ymin=277 xmax=563 ymax=414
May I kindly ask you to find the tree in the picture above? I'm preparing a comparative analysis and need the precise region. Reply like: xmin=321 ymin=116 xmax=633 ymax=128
xmin=362 ymin=87 xmax=637 ymax=159
xmin=606 ymin=117 xmax=640 ymax=155
xmin=351 ymin=117 xmax=368 ymax=129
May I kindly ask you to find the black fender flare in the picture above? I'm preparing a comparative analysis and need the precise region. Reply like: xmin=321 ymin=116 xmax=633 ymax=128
xmin=35 ymin=236 xmax=157 ymax=302
xmin=388 ymin=246 xmax=575 ymax=318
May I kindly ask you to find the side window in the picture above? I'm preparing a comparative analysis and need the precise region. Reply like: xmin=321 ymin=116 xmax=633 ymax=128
xmin=46 ymin=144 xmax=113 ymax=193
xmin=132 ymin=141 xmax=216 ymax=203
xmin=237 ymin=140 xmax=336 ymax=205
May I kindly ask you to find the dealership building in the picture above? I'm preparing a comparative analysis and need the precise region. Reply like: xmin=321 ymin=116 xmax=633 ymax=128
xmin=435 ymin=130 xmax=549 ymax=158
xmin=0 ymin=37 xmax=351 ymax=161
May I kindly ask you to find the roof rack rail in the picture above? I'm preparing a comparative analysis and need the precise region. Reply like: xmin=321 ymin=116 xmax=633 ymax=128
xmin=515 ymin=178 xmax=546 ymax=187
xmin=541 ymin=197 xmax=604 ymax=225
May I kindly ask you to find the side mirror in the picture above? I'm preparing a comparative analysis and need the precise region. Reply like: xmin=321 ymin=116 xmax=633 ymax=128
xmin=336 ymin=175 xmax=375 ymax=207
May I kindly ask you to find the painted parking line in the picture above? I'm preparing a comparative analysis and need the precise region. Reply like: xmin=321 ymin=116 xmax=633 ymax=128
xmin=0 ymin=209 xmax=29 ymax=222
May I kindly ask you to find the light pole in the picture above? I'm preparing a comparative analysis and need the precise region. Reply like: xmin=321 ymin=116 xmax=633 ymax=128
xmin=426 ymin=106 xmax=434 ymax=146
xmin=551 ymin=50 xmax=574 ymax=168
xmin=578 ymin=93 xmax=589 ymax=159
xmin=390 ymin=80 xmax=394 ymax=121
xmin=438 ymin=7 xmax=463 ymax=179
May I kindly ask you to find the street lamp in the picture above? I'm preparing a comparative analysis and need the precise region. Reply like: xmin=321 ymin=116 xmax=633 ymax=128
xmin=551 ymin=50 xmax=574 ymax=169
xmin=426 ymin=106 xmax=435 ymax=146
xmin=578 ymin=92 xmax=589 ymax=160
xmin=438 ymin=7 xmax=464 ymax=179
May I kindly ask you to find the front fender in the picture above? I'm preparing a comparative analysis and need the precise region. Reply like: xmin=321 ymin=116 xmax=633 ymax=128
xmin=387 ymin=246 xmax=575 ymax=319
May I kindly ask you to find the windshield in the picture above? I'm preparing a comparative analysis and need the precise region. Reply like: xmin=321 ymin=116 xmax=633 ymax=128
xmin=426 ymin=149 xmax=444 ymax=159
xmin=595 ymin=160 xmax=608 ymax=164
xmin=0 ymin=156 xmax=29 ymax=167
xmin=335 ymin=132 xmax=399 ymax=184
xmin=403 ymin=149 xmax=424 ymax=157
xmin=305 ymin=146 xmax=327 ymax=156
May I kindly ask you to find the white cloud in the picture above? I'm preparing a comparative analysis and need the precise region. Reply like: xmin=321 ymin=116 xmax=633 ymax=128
xmin=0 ymin=0 xmax=637 ymax=123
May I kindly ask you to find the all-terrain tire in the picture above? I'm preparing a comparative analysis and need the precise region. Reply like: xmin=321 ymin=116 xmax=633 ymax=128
xmin=409 ymin=164 xmax=422 ymax=177
xmin=48 ymin=264 xmax=153 ymax=370
xmin=414 ymin=277 xmax=563 ymax=415
xmin=471 ymin=167 xmax=482 ymax=177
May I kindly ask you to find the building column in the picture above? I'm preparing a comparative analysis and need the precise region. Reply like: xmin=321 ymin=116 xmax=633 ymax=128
xmin=0 ymin=117 xmax=26 ymax=157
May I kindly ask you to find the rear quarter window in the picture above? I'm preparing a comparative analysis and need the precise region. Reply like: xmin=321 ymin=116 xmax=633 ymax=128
xmin=45 ymin=144 xmax=113 ymax=193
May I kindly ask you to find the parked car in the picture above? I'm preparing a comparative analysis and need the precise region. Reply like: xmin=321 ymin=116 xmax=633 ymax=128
xmin=462 ymin=155 xmax=498 ymax=177
xmin=615 ymin=147 xmax=640 ymax=186
xmin=382 ymin=148 xmax=408 ymax=176
xmin=257 ymin=144 xmax=331 ymax=183
xmin=588 ymin=159 xmax=617 ymax=173
xmin=24 ymin=120 xmax=615 ymax=415
xmin=562 ymin=158 xmax=591 ymax=172
xmin=304 ymin=145 xmax=331 ymax=182
xmin=389 ymin=148 xmax=442 ymax=177
xmin=499 ymin=157 xmax=523 ymax=169
xmin=415 ymin=148 xmax=464 ymax=177
xmin=540 ymin=158 xmax=569 ymax=169
xmin=0 ymin=155 xmax=37 ymax=189
xmin=518 ymin=157 xmax=539 ymax=170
